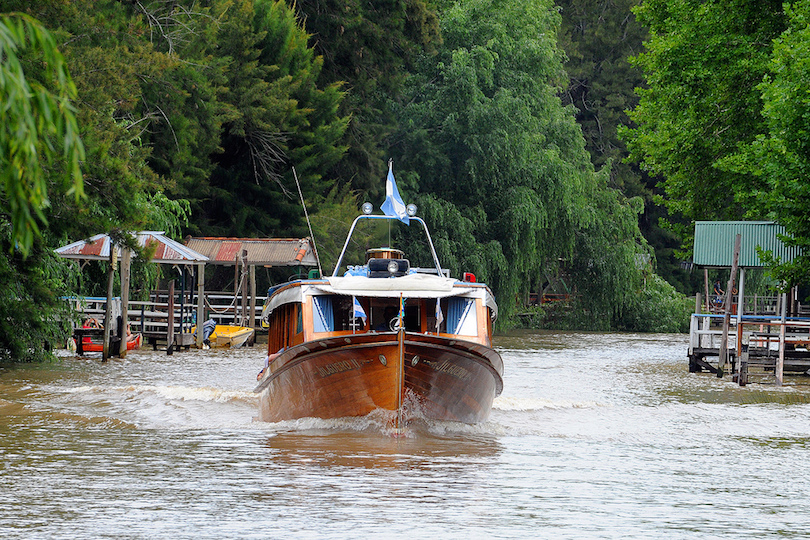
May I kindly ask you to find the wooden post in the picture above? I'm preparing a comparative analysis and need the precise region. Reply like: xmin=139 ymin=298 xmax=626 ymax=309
xmin=167 ymin=279 xmax=175 ymax=354
xmin=180 ymin=267 xmax=186 ymax=336
xmin=196 ymin=262 xmax=205 ymax=348
xmin=249 ymin=263 xmax=256 ymax=331
xmin=240 ymin=249 xmax=248 ymax=326
xmin=102 ymin=244 xmax=116 ymax=362
xmin=704 ymin=268 xmax=711 ymax=313
xmin=119 ymin=248 xmax=131 ymax=358
xmin=695 ymin=293 xmax=702 ymax=315
xmin=234 ymin=253 xmax=239 ymax=323
xmin=777 ymin=291 xmax=787 ymax=386
xmin=718 ymin=234 xmax=741 ymax=377
xmin=733 ymin=268 xmax=746 ymax=380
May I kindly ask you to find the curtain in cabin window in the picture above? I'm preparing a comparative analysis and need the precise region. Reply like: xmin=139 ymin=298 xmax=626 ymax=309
xmin=447 ymin=298 xmax=477 ymax=336
xmin=313 ymin=296 xmax=334 ymax=332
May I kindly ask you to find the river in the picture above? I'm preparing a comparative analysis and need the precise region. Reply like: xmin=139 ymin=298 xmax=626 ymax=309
xmin=2 ymin=331 xmax=810 ymax=539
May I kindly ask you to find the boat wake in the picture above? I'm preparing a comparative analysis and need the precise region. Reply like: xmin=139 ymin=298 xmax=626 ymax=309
xmin=493 ymin=395 xmax=604 ymax=411
xmin=64 ymin=384 xmax=257 ymax=405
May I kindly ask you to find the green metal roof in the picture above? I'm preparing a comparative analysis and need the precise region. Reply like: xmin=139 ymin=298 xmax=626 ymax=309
xmin=693 ymin=221 xmax=800 ymax=268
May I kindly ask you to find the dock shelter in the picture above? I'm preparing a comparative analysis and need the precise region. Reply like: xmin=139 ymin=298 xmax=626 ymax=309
xmin=56 ymin=234 xmax=319 ymax=358
xmin=56 ymin=232 xmax=209 ymax=358
xmin=691 ymin=221 xmax=804 ymax=384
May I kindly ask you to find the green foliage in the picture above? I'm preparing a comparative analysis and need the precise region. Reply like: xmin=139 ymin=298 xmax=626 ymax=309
xmin=288 ymin=0 xmax=441 ymax=199
xmin=0 ymin=12 xmax=84 ymax=257
xmin=722 ymin=0 xmax=810 ymax=286
xmin=0 ymin=223 xmax=78 ymax=362
xmin=202 ymin=0 xmax=348 ymax=238
xmin=614 ymin=274 xmax=693 ymax=333
xmin=389 ymin=0 xmax=659 ymax=327
xmin=622 ymin=0 xmax=786 ymax=250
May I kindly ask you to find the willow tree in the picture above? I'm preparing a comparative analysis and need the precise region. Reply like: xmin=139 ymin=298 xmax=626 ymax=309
xmin=391 ymin=0 xmax=661 ymax=328
xmin=0 ymin=13 xmax=84 ymax=361
xmin=0 ymin=12 xmax=84 ymax=257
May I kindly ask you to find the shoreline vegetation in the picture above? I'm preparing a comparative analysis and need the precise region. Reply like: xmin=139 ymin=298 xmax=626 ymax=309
xmin=3 ymin=1 xmax=806 ymax=362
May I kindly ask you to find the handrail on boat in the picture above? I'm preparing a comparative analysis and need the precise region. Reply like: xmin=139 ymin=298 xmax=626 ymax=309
xmin=331 ymin=215 xmax=444 ymax=278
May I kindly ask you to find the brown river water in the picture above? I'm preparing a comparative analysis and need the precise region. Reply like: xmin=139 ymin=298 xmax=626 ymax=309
xmin=2 ymin=331 xmax=810 ymax=539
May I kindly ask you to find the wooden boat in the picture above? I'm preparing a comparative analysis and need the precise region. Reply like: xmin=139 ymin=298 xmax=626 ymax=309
xmin=255 ymin=208 xmax=503 ymax=427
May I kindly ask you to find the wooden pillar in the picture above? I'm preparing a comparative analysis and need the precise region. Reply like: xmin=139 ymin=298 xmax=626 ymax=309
xmin=249 ymin=263 xmax=257 ymax=330
xmin=733 ymin=267 xmax=746 ymax=381
xmin=704 ymin=268 xmax=710 ymax=313
xmin=695 ymin=293 xmax=702 ymax=315
xmin=196 ymin=262 xmax=205 ymax=348
xmin=119 ymin=248 xmax=131 ymax=358
xmin=777 ymin=291 xmax=787 ymax=386
xmin=102 ymin=244 xmax=116 ymax=362
xmin=233 ymin=253 xmax=239 ymax=323
xmin=718 ymin=234 xmax=741 ymax=378
xmin=240 ymin=250 xmax=248 ymax=326
xmin=167 ymin=279 xmax=175 ymax=354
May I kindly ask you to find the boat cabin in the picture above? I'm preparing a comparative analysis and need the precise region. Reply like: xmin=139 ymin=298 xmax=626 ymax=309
xmin=262 ymin=267 xmax=496 ymax=357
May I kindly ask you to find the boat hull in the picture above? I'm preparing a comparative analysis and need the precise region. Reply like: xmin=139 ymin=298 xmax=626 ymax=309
xmin=191 ymin=324 xmax=255 ymax=348
xmin=209 ymin=325 xmax=254 ymax=348
xmin=255 ymin=332 xmax=503 ymax=424
xmin=81 ymin=332 xmax=142 ymax=353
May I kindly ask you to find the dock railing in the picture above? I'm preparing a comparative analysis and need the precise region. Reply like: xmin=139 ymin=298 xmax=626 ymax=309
xmin=689 ymin=312 xmax=810 ymax=383
xmin=67 ymin=290 xmax=268 ymax=350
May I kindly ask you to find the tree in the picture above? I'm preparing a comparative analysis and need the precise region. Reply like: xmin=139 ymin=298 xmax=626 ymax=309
xmin=288 ymin=0 xmax=441 ymax=199
xmin=391 ymin=0 xmax=658 ymax=327
xmin=724 ymin=1 xmax=810 ymax=285
xmin=622 ymin=0 xmax=787 ymax=250
xmin=201 ymin=0 xmax=348 ymax=238
xmin=0 ymin=12 xmax=84 ymax=257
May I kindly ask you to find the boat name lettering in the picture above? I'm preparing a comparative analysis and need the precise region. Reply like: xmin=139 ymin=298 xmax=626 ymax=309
xmin=423 ymin=359 xmax=472 ymax=381
xmin=317 ymin=358 xmax=373 ymax=378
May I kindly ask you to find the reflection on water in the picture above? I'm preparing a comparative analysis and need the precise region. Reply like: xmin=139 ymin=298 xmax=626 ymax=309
xmin=2 ymin=332 xmax=810 ymax=538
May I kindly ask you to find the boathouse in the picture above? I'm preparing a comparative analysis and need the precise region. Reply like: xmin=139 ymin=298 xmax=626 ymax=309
xmin=689 ymin=221 xmax=807 ymax=385
xmin=56 ymin=233 xmax=318 ymax=357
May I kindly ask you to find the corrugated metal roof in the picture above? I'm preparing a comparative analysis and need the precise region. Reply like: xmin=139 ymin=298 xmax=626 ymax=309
xmin=184 ymin=237 xmax=318 ymax=267
xmin=56 ymin=231 xmax=208 ymax=263
xmin=693 ymin=221 xmax=801 ymax=267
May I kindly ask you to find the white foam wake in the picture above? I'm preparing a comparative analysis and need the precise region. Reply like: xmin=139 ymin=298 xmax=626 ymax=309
xmin=493 ymin=395 xmax=603 ymax=411
xmin=64 ymin=385 xmax=257 ymax=404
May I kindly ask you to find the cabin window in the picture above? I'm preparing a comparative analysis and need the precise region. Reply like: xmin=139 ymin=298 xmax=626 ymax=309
xmin=447 ymin=298 xmax=477 ymax=336
xmin=296 ymin=304 xmax=303 ymax=335
xmin=313 ymin=296 xmax=335 ymax=332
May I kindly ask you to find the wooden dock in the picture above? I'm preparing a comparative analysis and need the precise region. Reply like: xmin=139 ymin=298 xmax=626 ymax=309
xmin=69 ymin=289 xmax=266 ymax=354
xmin=688 ymin=312 xmax=810 ymax=385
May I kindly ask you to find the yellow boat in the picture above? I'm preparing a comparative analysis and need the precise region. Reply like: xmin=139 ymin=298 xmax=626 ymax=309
xmin=192 ymin=322 xmax=255 ymax=349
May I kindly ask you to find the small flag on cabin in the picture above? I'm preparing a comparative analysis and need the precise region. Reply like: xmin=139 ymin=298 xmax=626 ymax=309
xmin=353 ymin=296 xmax=367 ymax=324
xmin=435 ymin=299 xmax=444 ymax=331
xmin=380 ymin=160 xmax=410 ymax=224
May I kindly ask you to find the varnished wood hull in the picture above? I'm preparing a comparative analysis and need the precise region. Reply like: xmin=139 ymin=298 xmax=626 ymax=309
xmin=255 ymin=332 xmax=503 ymax=424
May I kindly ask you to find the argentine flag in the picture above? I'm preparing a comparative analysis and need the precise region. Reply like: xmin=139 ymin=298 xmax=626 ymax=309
xmin=435 ymin=298 xmax=444 ymax=332
xmin=352 ymin=296 xmax=367 ymax=324
xmin=380 ymin=161 xmax=409 ymax=224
